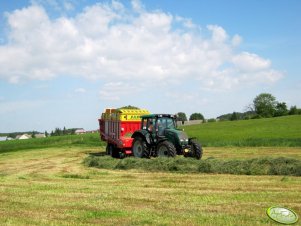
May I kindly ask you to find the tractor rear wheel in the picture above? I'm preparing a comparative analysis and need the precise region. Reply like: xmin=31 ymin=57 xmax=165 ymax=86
xmin=156 ymin=141 xmax=176 ymax=157
xmin=132 ymin=137 xmax=149 ymax=158
xmin=190 ymin=140 xmax=203 ymax=160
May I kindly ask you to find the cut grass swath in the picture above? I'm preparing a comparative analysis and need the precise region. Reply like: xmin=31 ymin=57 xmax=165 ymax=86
xmin=84 ymin=155 xmax=301 ymax=176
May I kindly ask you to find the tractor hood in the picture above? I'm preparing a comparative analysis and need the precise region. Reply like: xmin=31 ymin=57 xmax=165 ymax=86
xmin=164 ymin=129 xmax=189 ymax=146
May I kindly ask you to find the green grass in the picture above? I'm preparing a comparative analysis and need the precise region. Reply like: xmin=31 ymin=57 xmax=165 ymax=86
xmin=0 ymin=133 xmax=102 ymax=153
xmin=0 ymin=146 xmax=300 ymax=225
xmin=182 ymin=115 xmax=301 ymax=147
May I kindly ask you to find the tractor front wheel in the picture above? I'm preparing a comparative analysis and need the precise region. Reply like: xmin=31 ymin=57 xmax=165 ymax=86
xmin=156 ymin=141 xmax=176 ymax=157
xmin=190 ymin=140 xmax=203 ymax=160
xmin=132 ymin=137 xmax=149 ymax=158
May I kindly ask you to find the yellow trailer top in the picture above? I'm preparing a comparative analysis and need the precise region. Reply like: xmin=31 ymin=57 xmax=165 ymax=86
xmin=101 ymin=108 xmax=150 ymax=121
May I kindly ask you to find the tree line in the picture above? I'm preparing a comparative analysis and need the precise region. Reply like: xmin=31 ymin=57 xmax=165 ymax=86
xmin=177 ymin=93 xmax=301 ymax=122
xmin=1 ymin=127 xmax=82 ymax=139
xmin=250 ymin=93 xmax=300 ymax=118
xmin=50 ymin=127 xmax=78 ymax=136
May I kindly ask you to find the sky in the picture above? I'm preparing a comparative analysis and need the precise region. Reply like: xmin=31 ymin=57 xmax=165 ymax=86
xmin=0 ymin=0 xmax=300 ymax=133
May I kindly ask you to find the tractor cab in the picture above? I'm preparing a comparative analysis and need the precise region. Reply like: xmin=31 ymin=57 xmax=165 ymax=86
xmin=141 ymin=114 xmax=176 ymax=136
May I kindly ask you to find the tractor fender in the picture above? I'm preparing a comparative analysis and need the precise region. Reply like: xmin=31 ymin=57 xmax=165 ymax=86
xmin=188 ymin=137 xmax=197 ymax=144
xmin=131 ymin=130 xmax=151 ymax=146
xmin=156 ymin=137 xmax=168 ymax=145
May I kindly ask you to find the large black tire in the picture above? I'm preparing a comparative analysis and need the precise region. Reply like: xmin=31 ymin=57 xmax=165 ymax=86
xmin=106 ymin=144 xmax=119 ymax=158
xmin=190 ymin=140 xmax=203 ymax=160
xmin=132 ymin=137 xmax=150 ymax=158
xmin=156 ymin=141 xmax=176 ymax=157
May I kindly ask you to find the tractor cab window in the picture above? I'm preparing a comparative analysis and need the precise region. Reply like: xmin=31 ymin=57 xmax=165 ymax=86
xmin=166 ymin=118 xmax=176 ymax=129
xmin=157 ymin=117 xmax=176 ymax=135
xmin=142 ymin=119 xmax=147 ymax=130
xmin=146 ymin=118 xmax=155 ymax=132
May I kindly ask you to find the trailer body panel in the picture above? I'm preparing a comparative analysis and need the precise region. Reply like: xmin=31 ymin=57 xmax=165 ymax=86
xmin=99 ymin=108 xmax=150 ymax=154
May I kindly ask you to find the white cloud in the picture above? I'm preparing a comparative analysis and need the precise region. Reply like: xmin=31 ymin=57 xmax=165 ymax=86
xmin=75 ymin=88 xmax=86 ymax=93
xmin=232 ymin=52 xmax=271 ymax=72
xmin=31 ymin=0 xmax=75 ymax=13
xmin=231 ymin=34 xmax=242 ymax=47
xmin=131 ymin=0 xmax=144 ymax=12
xmin=99 ymin=82 xmax=142 ymax=101
xmin=0 ymin=1 xmax=283 ymax=91
xmin=63 ymin=1 xmax=74 ymax=11
xmin=207 ymin=25 xmax=228 ymax=43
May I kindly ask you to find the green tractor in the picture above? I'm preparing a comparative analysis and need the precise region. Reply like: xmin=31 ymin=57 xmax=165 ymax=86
xmin=131 ymin=114 xmax=203 ymax=159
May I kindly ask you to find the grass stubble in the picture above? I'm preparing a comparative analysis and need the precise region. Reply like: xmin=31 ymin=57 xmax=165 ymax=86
xmin=0 ymin=146 xmax=300 ymax=225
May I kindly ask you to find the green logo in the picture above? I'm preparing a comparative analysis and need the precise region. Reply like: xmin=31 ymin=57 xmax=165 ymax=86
xmin=267 ymin=206 xmax=299 ymax=224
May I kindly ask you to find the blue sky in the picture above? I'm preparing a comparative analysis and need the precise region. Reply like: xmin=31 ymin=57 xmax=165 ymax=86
xmin=0 ymin=0 xmax=300 ymax=133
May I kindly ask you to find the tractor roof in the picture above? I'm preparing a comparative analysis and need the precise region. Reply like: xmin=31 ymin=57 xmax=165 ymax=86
xmin=141 ymin=114 xmax=176 ymax=119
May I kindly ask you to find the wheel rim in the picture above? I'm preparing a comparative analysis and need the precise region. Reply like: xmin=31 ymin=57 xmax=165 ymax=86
xmin=133 ymin=141 xmax=143 ymax=157
xmin=157 ymin=145 xmax=169 ymax=157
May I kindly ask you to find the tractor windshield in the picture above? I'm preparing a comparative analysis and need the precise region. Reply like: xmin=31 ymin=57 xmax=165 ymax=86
xmin=157 ymin=117 xmax=176 ymax=135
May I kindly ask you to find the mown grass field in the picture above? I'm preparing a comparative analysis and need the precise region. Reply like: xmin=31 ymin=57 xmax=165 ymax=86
xmin=1 ymin=146 xmax=301 ymax=225
xmin=0 ymin=115 xmax=300 ymax=225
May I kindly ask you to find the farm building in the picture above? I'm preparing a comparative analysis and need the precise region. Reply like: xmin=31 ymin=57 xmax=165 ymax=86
xmin=35 ymin=133 xmax=46 ymax=138
xmin=0 ymin=136 xmax=7 ymax=142
xmin=16 ymin=134 xmax=31 ymax=140
xmin=177 ymin=120 xmax=204 ymax=126
xmin=75 ymin=129 xmax=85 ymax=135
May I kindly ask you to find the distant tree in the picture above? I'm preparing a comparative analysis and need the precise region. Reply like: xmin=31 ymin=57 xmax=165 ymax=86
xmin=289 ymin=106 xmax=298 ymax=115
xmin=207 ymin=118 xmax=216 ymax=123
xmin=217 ymin=113 xmax=233 ymax=121
xmin=53 ymin=128 xmax=63 ymax=136
xmin=176 ymin=112 xmax=187 ymax=122
xmin=70 ymin=129 xmax=76 ymax=135
xmin=189 ymin=113 xmax=205 ymax=121
xmin=274 ymin=102 xmax=288 ymax=117
xmin=45 ymin=131 xmax=49 ymax=137
xmin=31 ymin=131 xmax=36 ymax=138
xmin=63 ymin=126 xmax=67 ymax=135
xmin=288 ymin=105 xmax=301 ymax=115
xmin=243 ymin=111 xmax=256 ymax=120
xmin=230 ymin=112 xmax=239 ymax=121
xmin=253 ymin=93 xmax=277 ymax=118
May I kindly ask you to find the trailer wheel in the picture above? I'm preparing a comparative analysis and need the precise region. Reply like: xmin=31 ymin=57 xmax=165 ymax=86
xmin=132 ymin=137 xmax=149 ymax=158
xmin=190 ymin=140 xmax=203 ymax=160
xmin=156 ymin=141 xmax=176 ymax=157
xmin=106 ymin=144 xmax=119 ymax=158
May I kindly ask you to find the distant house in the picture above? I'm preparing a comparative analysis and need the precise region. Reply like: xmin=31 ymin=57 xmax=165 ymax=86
xmin=86 ymin=130 xmax=98 ymax=133
xmin=35 ymin=133 xmax=46 ymax=138
xmin=75 ymin=129 xmax=85 ymax=135
xmin=0 ymin=136 xmax=7 ymax=142
xmin=16 ymin=134 xmax=31 ymax=140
